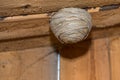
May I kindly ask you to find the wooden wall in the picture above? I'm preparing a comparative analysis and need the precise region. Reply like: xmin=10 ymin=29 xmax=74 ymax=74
xmin=60 ymin=34 xmax=120 ymax=80
xmin=0 ymin=0 xmax=120 ymax=80
xmin=0 ymin=47 xmax=57 ymax=80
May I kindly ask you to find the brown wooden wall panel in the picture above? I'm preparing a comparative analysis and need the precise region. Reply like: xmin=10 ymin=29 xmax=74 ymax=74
xmin=60 ymin=37 xmax=111 ymax=80
xmin=0 ymin=9 xmax=120 ymax=41
xmin=93 ymin=38 xmax=110 ymax=80
xmin=60 ymin=44 xmax=91 ymax=80
xmin=110 ymin=36 xmax=120 ymax=80
xmin=0 ymin=0 xmax=120 ymax=16
xmin=0 ymin=47 xmax=57 ymax=80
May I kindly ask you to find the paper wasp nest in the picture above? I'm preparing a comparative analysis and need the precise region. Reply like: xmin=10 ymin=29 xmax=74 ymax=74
xmin=50 ymin=8 xmax=92 ymax=44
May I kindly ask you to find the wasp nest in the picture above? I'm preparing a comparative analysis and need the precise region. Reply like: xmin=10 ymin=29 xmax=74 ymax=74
xmin=50 ymin=8 xmax=92 ymax=44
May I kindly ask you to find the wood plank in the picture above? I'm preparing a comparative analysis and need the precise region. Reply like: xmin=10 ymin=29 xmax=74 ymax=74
xmin=0 ymin=47 xmax=57 ymax=80
xmin=0 ymin=25 xmax=120 ymax=52
xmin=0 ymin=36 xmax=53 ymax=52
xmin=0 ymin=17 xmax=50 ymax=41
xmin=91 ymin=8 xmax=120 ymax=28
xmin=93 ymin=38 xmax=110 ymax=80
xmin=0 ymin=0 xmax=120 ymax=16
xmin=0 ymin=26 xmax=119 ymax=52
xmin=90 ymin=25 xmax=120 ymax=39
xmin=60 ymin=37 xmax=110 ymax=80
xmin=0 ymin=9 xmax=120 ymax=41
xmin=60 ymin=40 xmax=91 ymax=80
xmin=110 ymin=35 xmax=120 ymax=80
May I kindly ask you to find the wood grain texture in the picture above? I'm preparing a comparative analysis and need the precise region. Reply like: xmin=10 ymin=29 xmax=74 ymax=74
xmin=0 ymin=26 xmax=119 ymax=52
xmin=60 ymin=38 xmax=110 ymax=80
xmin=0 ymin=8 xmax=120 ymax=41
xmin=93 ymin=38 xmax=110 ymax=80
xmin=0 ymin=47 xmax=57 ymax=80
xmin=0 ymin=0 xmax=120 ymax=16
xmin=91 ymin=8 xmax=120 ymax=28
xmin=0 ymin=36 xmax=53 ymax=52
xmin=60 ymin=41 xmax=91 ymax=80
xmin=0 ymin=17 xmax=50 ymax=41
xmin=110 ymin=35 xmax=120 ymax=80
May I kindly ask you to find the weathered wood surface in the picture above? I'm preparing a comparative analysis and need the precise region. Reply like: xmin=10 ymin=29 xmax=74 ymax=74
xmin=91 ymin=8 xmax=120 ymax=27
xmin=0 ymin=33 xmax=120 ymax=80
xmin=92 ymin=38 xmax=110 ymax=80
xmin=0 ymin=0 xmax=120 ymax=16
xmin=0 ymin=9 xmax=120 ymax=41
xmin=60 ymin=37 xmax=111 ymax=80
xmin=0 ymin=36 xmax=52 ymax=52
xmin=60 ymin=32 xmax=120 ymax=80
xmin=110 ymin=36 xmax=120 ymax=80
xmin=0 ymin=47 xmax=57 ymax=80
xmin=0 ymin=25 xmax=119 ymax=52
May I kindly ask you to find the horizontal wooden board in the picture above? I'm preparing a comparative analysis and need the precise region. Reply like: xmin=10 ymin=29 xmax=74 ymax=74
xmin=0 ymin=47 xmax=57 ymax=80
xmin=0 ymin=25 xmax=120 ymax=52
xmin=91 ymin=8 xmax=120 ymax=27
xmin=0 ymin=36 xmax=53 ymax=52
xmin=0 ymin=0 xmax=120 ymax=16
xmin=0 ymin=9 xmax=120 ymax=41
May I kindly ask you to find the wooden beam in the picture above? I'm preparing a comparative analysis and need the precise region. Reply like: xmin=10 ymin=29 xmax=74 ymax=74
xmin=91 ymin=8 xmax=120 ymax=28
xmin=0 ymin=9 xmax=120 ymax=41
xmin=0 ymin=36 xmax=53 ymax=52
xmin=0 ymin=0 xmax=120 ymax=16
xmin=0 ymin=25 xmax=120 ymax=52
xmin=0 ymin=9 xmax=119 ymax=52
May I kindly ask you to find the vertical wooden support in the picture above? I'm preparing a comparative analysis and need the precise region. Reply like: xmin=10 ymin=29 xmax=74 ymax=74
xmin=60 ymin=41 xmax=91 ymax=80
xmin=60 ymin=38 xmax=110 ymax=80
xmin=92 ymin=38 xmax=110 ymax=80
xmin=110 ymin=36 xmax=120 ymax=80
